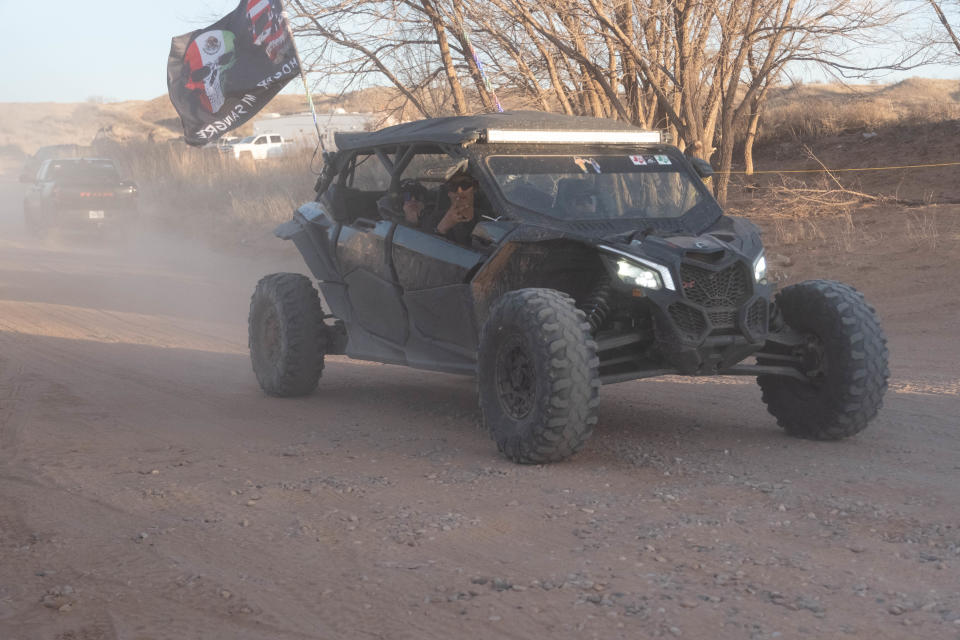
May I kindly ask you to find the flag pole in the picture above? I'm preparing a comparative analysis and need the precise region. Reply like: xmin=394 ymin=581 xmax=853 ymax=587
xmin=282 ymin=10 xmax=325 ymax=152
xmin=452 ymin=7 xmax=503 ymax=113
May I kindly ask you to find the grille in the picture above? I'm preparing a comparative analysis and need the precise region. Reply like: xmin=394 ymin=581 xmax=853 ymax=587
xmin=707 ymin=310 xmax=737 ymax=329
xmin=746 ymin=298 xmax=768 ymax=334
xmin=680 ymin=262 xmax=750 ymax=308
xmin=668 ymin=303 xmax=707 ymax=341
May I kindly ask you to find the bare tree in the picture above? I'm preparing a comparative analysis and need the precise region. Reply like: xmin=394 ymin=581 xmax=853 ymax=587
xmin=290 ymin=0 xmax=488 ymax=118
xmin=927 ymin=0 xmax=960 ymax=56
xmin=287 ymin=0 xmax=920 ymax=202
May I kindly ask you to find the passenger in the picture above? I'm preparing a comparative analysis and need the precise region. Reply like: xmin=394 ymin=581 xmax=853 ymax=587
xmin=425 ymin=168 xmax=488 ymax=245
xmin=398 ymin=178 xmax=429 ymax=227
xmin=376 ymin=178 xmax=429 ymax=226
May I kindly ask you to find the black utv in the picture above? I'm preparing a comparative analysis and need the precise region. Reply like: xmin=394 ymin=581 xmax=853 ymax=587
xmin=249 ymin=111 xmax=888 ymax=464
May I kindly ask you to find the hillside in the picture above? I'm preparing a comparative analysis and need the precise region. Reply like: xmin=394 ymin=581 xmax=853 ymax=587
xmin=759 ymin=78 xmax=960 ymax=143
xmin=0 ymin=89 xmax=397 ymax=158
xmin=3 ymin=77 xmax=959 ymax=160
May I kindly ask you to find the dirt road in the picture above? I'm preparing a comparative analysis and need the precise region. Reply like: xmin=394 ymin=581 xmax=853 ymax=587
xmin=1 ymin=172 xmax=958 ymax=640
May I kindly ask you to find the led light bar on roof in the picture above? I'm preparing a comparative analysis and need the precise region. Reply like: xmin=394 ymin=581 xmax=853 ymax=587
xmin=483 ymin=129 xmax=662 ymax=145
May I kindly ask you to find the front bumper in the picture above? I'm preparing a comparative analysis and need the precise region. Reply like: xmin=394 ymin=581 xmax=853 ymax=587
xmin=648 ymin=256 xmax=773 ymax=374
xmin=44 ymin=206 xmax=138 ymax=230
xmin=600 ymin=237 xmax=774 ymax=378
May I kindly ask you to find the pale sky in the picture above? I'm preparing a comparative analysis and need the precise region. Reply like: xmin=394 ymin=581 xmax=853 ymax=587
xmin=0 ymin=0 xmax=242 ymax=103
xmin=0 ymin=0 xmax=955 ymax=104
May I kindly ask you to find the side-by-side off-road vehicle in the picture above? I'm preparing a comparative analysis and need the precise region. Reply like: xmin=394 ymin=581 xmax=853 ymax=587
xmin=249 ymin=111 xmax=889 ymax=463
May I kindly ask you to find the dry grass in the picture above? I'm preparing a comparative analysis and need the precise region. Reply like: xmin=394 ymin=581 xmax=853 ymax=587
xmin=759 ymin=205 xmax=952 ymax=265
xmin=747 ymin=207 xmax=888 ymax=269
xmin=736 ymin=166 xmax=883 ymax=252
xmin=768 ymin=215 xmax=826 ymax=246
xmin=759 ymin=79 xmax=960 ymax=142
xmin=905 ymin=211 xmax=943 ymax=251
xmin=831 ymin=210 xmax=886 ymax=254
xmin=101 ymin=141 xmax=320 ymax=234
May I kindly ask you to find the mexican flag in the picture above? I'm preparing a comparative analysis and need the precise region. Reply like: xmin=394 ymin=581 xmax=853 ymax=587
xmin=167 ymin=0 xmax=299 ymax=145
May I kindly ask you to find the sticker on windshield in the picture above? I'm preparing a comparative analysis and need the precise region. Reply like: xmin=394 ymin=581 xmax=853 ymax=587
xmin=654 ymin=155 xmax=672 ymax=165
xmin=629 ymin=155 xmax=647 ymax=165
xmin=573 ymin=156 xmax=602 ymax=174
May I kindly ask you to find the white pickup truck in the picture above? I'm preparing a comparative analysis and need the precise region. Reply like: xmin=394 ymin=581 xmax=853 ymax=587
xmin=220 ymin=133 xmax=292 ymax=160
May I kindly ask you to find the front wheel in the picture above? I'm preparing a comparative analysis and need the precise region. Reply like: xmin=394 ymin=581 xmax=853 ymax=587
xmin=758 ymin=280 xmax=889 ymax=440
xmin=249 ymin=273 xmax=326 ymax=397
xmin=478 ymin=288 xmax=600 ymax=464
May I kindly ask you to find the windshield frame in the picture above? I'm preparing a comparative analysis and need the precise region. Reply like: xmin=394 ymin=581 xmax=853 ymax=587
xmin=474 ymin=144 xmax=722 ymax=234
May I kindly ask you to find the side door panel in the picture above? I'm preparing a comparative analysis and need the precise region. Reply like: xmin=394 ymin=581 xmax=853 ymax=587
xmin=391 ymin=226 xmax=485 ymax=353
xmin=336 ymin=219 xmax=408 ymax=348
xmin=392 ymin=229 xmax=485 ymax=290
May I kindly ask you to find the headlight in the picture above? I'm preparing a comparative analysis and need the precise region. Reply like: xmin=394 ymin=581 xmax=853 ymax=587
xmin=753 ymin=254 xmax=767 ymax=283
xmin=617 ymin=260 xmax=663 ymax=291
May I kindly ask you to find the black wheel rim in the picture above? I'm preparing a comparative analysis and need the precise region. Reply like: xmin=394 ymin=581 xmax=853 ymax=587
xmin=495 ymin=335 xmax=536 ymax=420
xmin=258 ymin=303 xmax=281 ymax=365
xmin=793 ymin=333 xmax=827 ymax=394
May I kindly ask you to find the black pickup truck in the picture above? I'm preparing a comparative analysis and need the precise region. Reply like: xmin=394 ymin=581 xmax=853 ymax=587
xmin=22 ymin=157 xmax=138 ymax=236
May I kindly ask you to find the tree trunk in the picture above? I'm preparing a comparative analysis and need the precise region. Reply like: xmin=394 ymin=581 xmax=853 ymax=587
xmin=743 ymin=92 xmax=765 ymax=175
xmin=715 ymin=112 xmax=736 ymax=205
xmin=929 ymin=0 xmax=960 ymax=56
xmin=421 ymin=0 xmax=468 ymax=115
xmin=452 ymin=0 xmax=495 ymax=111
xmin=526 ymin=22 xmax=574 ymax=114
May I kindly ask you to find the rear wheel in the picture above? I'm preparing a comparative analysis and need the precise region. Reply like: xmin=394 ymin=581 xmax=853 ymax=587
xmin=478 ymin=288 xmax=600 ymax=463
xmin=249 ymin=273 xmax=326 ymax=397
xmin=758 ymin=280 xmax=888 ymax=440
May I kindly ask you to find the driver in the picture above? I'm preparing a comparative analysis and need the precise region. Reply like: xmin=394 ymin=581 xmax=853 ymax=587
xmin=425 ymin=168 xmax=488 ymax=245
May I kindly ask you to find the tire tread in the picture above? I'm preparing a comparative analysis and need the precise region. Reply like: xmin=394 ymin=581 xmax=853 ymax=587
xmin=478 ymin=288 xmax=599 ymax=463
xmin=249 ymin=273 xmax=326 ymax=397
xmin=758 ymin=280 xmax=888 ymax=440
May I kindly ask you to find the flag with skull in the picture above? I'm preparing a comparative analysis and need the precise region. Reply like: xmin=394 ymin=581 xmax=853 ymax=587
xmin=167 ymin=0 xmax=299 ymax=146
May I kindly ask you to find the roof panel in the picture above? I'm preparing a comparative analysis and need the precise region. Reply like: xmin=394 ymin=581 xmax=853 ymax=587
xmin=333 ymin=110 xmax=648 ymax=152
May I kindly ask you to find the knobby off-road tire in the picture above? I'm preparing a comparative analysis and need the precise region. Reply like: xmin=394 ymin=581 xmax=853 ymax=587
xmin=478 ymin=288 xmax=600 ymax=464
xmin=249 ymin=273 xmax=326 ymax=397
xmin=758 ymin=280 xmax=889 ymax=440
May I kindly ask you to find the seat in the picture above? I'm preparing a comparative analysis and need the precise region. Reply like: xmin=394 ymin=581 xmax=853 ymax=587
xmin=321 ymin=184 xmax=386 ymax=223
xmin=552 ymin=178 xmax=598 ymax=218
xmin=506 ymin=183 xmax=552 ymax=212
xmin=553 ymin=177 xmax=588 ymax=206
